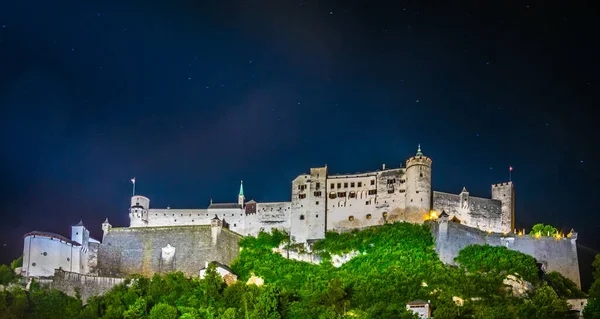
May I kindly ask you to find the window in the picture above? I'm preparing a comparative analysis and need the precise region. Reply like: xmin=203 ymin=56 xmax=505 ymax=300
xmin=233 ymin=223 xmax=237 ymax=227
xmin=387 ymin=178 xmax=395 ymax=184
xmin=32 ymin=263 xmax=36 ymax=267
xmin=344 ymin=182 xmax=348 ymax=188
xmin=351 ymin=182 xmax=355 ymax=187
xmin=316 ymin=182 xmax=321 ymax=190
xmin=330 ymin=183 xmax=335 ymax=189
xmin=388 ymin=189 xmax=394 ymax=194
xmin=368 ymin=189 xmax=377 ymax=195
xmin=43 ymin=252 xmax=47 ymax=256
xmin=298 ymin=184 xmax=307 ymax=191
xmin=349 ymin=191 xmax=356 ymax=198
xmin=316 ymin=214 xmax=319 ymax=218
xmin=365 ymin=201 xmax=370 ymax=205
xmin=420 ymin=173 xmax=423 ymax=177
xmin=371 ymin=180 xmax=375 ymax=185
xmin=329 ymin=192 xmax=337 ymax=199
xmin=358 ymin=182 xmax=362 ymax=187
xmin=338 ymin=192 xmax=346 ymax=197
xmin=382 ymin=212 xmax=388 ymax=218
xmin=300 ymin=215 xmax=305 ymax=220
xmin=67 ymin=258 xmax=70 ymax=262
xmin=399 ymin=189 xmax=405 ymax=193
xmin=314 ymin=191 xmax=322 ymax=197
xmin=299 ymin=194 xmax=307 ymax=199
xmin=400 ymin=179 xmax=405 ymax=183
xmin=348 ymin=216 xmax=354 ymax=221
xmin=316 ymin=201 xmax=319 ymax=205
xmin=366 ymin=214 xmax=372 ymax=219
xmin=337 ymin=183 xmax=342 ymax=188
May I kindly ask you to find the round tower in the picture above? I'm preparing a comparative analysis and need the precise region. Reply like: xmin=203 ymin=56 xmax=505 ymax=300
xmin=405 ymin=144 xmax=433 ymax=222
xmin=129 ymin=195 xmax=150 ymax=227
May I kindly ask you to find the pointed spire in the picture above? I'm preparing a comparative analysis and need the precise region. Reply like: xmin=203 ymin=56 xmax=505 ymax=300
xmin=103 ymin=218 xmax=109 ymax=224
xmin=416 ymin=144 xmax=423 ymax=157
xmin=239 ymin=180 xmax=244 ymax=196
xmin=74 ymin=220 xmax=84 ymax=227
xmin=462 ymin=186 xmax=468 ymax=193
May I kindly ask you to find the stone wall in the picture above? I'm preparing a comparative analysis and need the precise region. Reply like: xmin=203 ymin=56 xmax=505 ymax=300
xmin=37 ymin=269 xmax=125 ymax=303
xmin=97 ymin=225 xmax=241 ymax=278
xmin=432 ymin=191 xmax=504 ymax=233
xmin=432 ymin=220 xmax=581 ymax=287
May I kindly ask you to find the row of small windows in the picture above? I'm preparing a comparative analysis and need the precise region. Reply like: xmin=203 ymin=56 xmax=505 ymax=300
xmin=299 ymin=214 xmax=319 ymax=220
xmin=328 ymin=189 xmax=377 ymax=199
xmin=344 ymin=212 xmax=387 ymax=222
xmin=298 ymin=182 xmax=320 ymax=191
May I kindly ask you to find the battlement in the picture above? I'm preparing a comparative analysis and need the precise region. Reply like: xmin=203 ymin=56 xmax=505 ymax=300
xmin=492 ymin=182 xmax=513 ymax=188
xmin=406 ymin=155 xmax=432 ymax=166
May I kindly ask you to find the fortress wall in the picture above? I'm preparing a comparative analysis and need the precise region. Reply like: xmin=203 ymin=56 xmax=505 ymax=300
xmin=432 ymin=221 xmax=581 ymax=287
xmin=38 ymin=269 xmax=125 ymax=303
xmin=97 ymin=225 xmax=240 ymax=278
xmin=143 ymin=209 xmax=210 ymax=227
xmin=326 ymin=169 xmax=407 ymax=232
xmin=432 ymin=192 xmax=503 ymax=232
xmin=245 ymin=202 xmax=291 ymax=236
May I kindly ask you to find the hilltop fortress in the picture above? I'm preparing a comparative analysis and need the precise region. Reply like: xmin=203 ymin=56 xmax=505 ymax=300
xmin=126 ymin=145 xmax=514 ymax=242
xmin=20 ymin=145 xmax=581 ymax=297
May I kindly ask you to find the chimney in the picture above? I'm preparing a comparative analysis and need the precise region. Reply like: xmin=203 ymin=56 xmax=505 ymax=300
xmin=382 ymin=164 xmax=386 ymax=170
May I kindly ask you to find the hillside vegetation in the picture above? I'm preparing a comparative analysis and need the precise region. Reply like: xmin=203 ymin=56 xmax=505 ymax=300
xmin=0 ymin=222 xmax=587 ymax=318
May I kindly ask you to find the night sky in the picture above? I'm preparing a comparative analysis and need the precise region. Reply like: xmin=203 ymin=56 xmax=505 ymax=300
xmin=1 ymin=1 xmax=598 ymax=287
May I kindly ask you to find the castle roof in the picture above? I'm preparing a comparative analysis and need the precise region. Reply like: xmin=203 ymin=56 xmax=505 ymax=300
xmin=208 ymin=203 xmax=241 ymax=209
xmin=73 ymin=220 xmax=85 ymax=227
xmin=24 ymin=231 xmax=80 ymax=246
xmin=407 ymin=299 xmax=429 ymax=306
xmin=239 ymin=180 xmax=244 ymax=196
xmin=439 ymin=211 xmax=449 ymax=218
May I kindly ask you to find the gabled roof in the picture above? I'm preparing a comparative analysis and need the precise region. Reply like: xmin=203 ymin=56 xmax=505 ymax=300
xmin=407 ymin=299 xmax=429 ymax=305
xmin=439 ymin=211 xmax=449 ymax=218
xmin=200 ymin=261 xmax=234 ymax=274
xmin=24 ymin=231 xmax=81 ymax=246
xmin=211 ymin=214 xmax=220 ymax=221
xmin=73 ymin=220 xmax=85 ymax=227
xmin=208 ymin=203 xmax=241 ymax=209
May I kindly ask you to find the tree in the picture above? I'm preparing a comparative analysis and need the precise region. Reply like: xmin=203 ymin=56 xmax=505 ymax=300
xmin=148 ymin=303 xmax=178 ymax=319
xmin=529 ymin=223 xmax=558 ymax=237
xmin=9 ymin=257 xmax=22 ymax=271
xmin=251 ymin=285 xmax=281 ymax=319
xmin=519 ymin=283 xmax=569 ymax=319
xmin=123 ymin=297 xmax=147 ymax=319
xmin=203 ymin=263 xmax=224 ymax=305
xmin=583 ymin=254 xmax=600 ymax=318
xmin=0 ymin=265 xmax=13 ymax=285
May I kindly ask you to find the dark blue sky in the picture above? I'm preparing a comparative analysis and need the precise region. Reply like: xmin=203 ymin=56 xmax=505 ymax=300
xmin=1 ymin=0 xmax=598 ymax=285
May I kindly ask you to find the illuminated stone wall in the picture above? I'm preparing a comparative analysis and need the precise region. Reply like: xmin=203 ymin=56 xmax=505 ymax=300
xmin=97 ymin=225 xmax=241 ymax=278
xmin=432 ymin=220 xmax=581 ymax=287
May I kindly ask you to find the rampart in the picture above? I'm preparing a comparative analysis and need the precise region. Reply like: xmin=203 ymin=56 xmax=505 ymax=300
xmin=431 ymin=220 xmax=581 ymax=287
xmin=37 ymin=269 xmax=125 ymax=303
xmin=97 ymin=225 xmax=241 ymax=278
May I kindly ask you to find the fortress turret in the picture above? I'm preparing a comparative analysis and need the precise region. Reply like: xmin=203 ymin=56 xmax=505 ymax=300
xmin=102 ymin=218 xmax=112 ymax=242
xmin=129 ymin=195 xmax=150 ymax=227
xmin=405 ymin=144 xmax=433 ymax=222
xmin=238 ymin=180 xmax=245 ymax=207
xmin=71 ymin=220 xmax=89 ymax=248
xmin=491 ymin=182 xmax=514 ymax=233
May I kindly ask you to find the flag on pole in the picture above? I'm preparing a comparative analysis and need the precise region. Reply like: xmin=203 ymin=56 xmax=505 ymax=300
xmin=131 ymin=177 xmax=136 ymax=184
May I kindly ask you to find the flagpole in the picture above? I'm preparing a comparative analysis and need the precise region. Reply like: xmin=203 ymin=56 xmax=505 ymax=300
xmin=132 ymin=178 xmax=136 ymax=196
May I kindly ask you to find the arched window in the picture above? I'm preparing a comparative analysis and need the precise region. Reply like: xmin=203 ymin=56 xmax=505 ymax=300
xmin=366 ymin=214 xmax=372 ymax=219
xmin=349 ymin=216 xmax=354 ymax=221
xmin=382 ymin=212 xmax=388 ymax=218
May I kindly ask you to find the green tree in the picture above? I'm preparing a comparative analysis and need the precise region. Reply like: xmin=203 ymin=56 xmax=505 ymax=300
xmin=0 ymin=265 xmax=14 ymax=285
xmin=203 ymin=263 xmax=224 ymax=305
xmin=251 ymin=285 xmax=281 ymax=319
xmin=583 ymin=254 xmax=600 ymax=318
xmin=148 ymin=303 xmax=178 ymax=319
xmin=9 ymin=257 xmax=22 ymax=271
xmin=123 ymin=297 xmax=147 ymax=319
xmin=529 ymin=223 xmax=558 ymax=237
xmin=520 ymin=283 xmax=569 ymax=319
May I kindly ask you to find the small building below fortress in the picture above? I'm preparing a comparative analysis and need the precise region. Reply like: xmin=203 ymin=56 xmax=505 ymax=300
xmin=20 ymin=145 xmax=578 ymax=290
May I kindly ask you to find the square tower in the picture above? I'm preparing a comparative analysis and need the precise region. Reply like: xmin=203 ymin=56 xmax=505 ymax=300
xmin=491 ymin=182 xmax=515 ymax=233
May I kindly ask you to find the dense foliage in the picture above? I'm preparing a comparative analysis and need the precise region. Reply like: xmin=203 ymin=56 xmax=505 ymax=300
xmin=583 ymin=254 xmax=600 ymax=318
xmin=528 ymin=223 xmax=559 ymax=237
xmin=0 ymin=222 xmax=582 ymax=318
